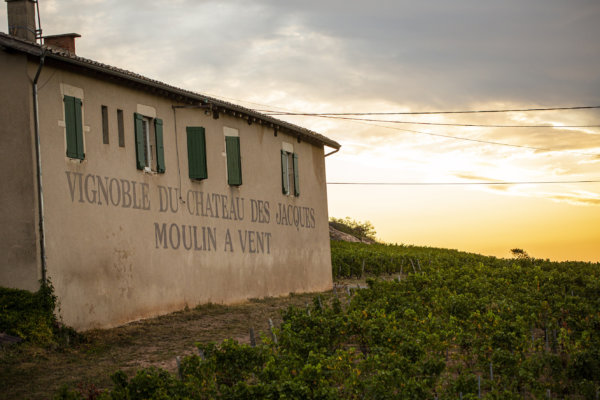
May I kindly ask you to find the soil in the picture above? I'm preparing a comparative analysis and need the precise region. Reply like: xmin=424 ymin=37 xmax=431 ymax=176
xmin=0 ymin=290 xmax=336 ymax=400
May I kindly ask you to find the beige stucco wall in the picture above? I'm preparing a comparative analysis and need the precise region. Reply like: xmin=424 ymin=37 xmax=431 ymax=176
xmin=17 ymin=57 xmax=333 ymax=330
xmin=0 ymin=51 xmax=40 ymax=291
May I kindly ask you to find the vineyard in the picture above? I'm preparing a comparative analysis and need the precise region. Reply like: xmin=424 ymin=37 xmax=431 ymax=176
xmin=53 ymin=241 xmax=600 ymax=399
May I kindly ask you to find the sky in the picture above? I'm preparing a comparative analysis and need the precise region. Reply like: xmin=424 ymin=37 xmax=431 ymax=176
xmin=2 ymin=0 xmax=599 ymax=261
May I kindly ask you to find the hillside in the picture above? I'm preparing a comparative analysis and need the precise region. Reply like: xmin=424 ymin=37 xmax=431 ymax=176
xmin=2 ymin=241 xmax=599 ymax=399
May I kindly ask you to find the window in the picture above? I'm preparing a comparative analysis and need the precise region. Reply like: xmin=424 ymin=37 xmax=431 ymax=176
xmin=101 ymin=105 xmax=109 ymax=144
xmin=117 ymin=109 xmax=125 ymax=147
xmin=281 ymin=150 xmax=299 ymax=196
xmin=187 ymin=126 xmax=207 ymax=180
xmin=63 ymin=95 xmax=84 ymax=159
xmin=225 ymin=136 xmax=242 ymax=186
xmin=134 ymin=112 xmax=165 ymax=173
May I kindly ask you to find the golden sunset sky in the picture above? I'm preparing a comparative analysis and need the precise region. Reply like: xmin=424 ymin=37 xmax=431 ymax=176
xmin=3 ymin=1 xmax=598 ymax=261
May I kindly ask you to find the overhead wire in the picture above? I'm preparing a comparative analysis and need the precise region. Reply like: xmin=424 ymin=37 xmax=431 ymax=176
xmin=248 ymin=104 xmax=600 ymax=156
xmin=267 ymin=114 xmax=600 ymax=129
xmin=261 ymin=105 xmax=600 ymax=116
xmin=319 ymin=117 xmax=600 ymax=157
xmin=327 ymin=180 xmax=600 ymax=186
xmin=200 ymin=96 xmax=599 ymax=156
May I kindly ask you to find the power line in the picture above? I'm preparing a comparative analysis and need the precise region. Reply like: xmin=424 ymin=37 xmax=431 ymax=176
xmin=327 ymin=180 xmax=600 ymax=186
xmin=262 ymin=105 xmax=600 ymax=116
xmin=256 ymin=107 xmax=600 ymax=156
xmin=209 ymin=98 xmax=599 ymax=155
xmin=278 ymin=114 xmax=600 ymax=129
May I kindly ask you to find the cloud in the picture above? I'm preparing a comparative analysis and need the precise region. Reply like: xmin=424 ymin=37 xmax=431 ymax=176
xmin=549 ymin=194 xmax=600 ymax=206
xmin=453 ymin=173 xmax=501 ymax=182
xmin=3 ymin=0 xmax=597 ymax=112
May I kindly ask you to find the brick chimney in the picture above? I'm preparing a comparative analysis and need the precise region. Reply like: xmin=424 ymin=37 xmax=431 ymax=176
xmin=5 ymin=0 xmax=37 ymax=42
xmin=44 ymin=33 xmax=81 ymax=54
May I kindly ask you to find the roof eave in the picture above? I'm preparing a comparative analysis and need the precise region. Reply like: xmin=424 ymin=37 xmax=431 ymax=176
xmin=0 ymin=33 xmax=341 ymax=150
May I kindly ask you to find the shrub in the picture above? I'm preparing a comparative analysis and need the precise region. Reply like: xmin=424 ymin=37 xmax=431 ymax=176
xmin=0 ymin=279 xmax=79 ymax=346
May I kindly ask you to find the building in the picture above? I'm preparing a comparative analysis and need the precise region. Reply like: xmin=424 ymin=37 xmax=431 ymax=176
xmin=0 ymin=0 xmax=340 ymax=330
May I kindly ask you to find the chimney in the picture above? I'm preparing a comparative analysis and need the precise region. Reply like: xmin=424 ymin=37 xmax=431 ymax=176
xmin=44 ymin=33 xmax=81 ymax=54
xmin=5 ymin=0 xmax=37 ymax=42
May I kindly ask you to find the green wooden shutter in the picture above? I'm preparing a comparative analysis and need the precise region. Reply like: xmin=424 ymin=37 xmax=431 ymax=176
xmin=155 ymin=118 xmax=165 ymax=173
xmin=64 ymin=95 xmax=84 ymax=159
xmin=74 ymin=98 xmax=84 ymax=159
xmin=187 ymin=127 xmax=207 ymax=180
xmin=101 ymin=105 xmax=109 ymax=144
xmin=293 ymin=153 xmax=300 ymax=196
xmin=134 ymin=113 xmax=145 ymax=170
xmin=281 ymin=150 xmax=289 ymax=194
xmin=64 ymin=96 xmax=77 ymax=158
xmin=225 ymin=136 xmax=242 ymax=186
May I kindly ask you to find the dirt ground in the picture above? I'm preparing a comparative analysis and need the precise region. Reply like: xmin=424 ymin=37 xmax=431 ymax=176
xmin=0 ymin=287 xmax=355 ymax=400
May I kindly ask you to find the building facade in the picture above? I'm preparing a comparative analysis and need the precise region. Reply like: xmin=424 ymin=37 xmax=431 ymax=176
xmin=0 ymin=4 xmax=340 ymax=330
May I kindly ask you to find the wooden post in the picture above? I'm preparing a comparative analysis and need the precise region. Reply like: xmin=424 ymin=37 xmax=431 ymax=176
xmin=249 ymin=327 xmax=256 ymax=347
xmin=176 ymin=356 xmax=182 ymax=380
xmin=268 ymin=318 xmax=278 ymax=344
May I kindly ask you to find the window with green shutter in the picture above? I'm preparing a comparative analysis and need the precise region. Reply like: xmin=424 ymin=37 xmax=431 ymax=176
xmin=101 ymin=105 xmax=109 ymax=144
xmin=134 ymin=113 xmax=146 ymax=170
xmin=155 ymin=118 xmax=165 ymax=173
xmin=281 ymin=150 xmax=289 ymax=195
xmin=117 ymin=109 xmax=125 ymax=147
xmin=281 ymin=150 xmax=299 ymax=197
xmin=187 ymin=127 xmax=207 ymax=180
xmin=64 ymin=95 xmax=84 ymax=159
xmin=225 ymin=136 xmax=242 ymax=186
xmin=133 ymin=112 xmax=165 ymax=173
xmin=293 ymin=153 xmax=300 ymax=196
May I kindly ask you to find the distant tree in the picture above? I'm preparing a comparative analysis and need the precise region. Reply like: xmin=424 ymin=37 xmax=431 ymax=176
xmin=510 ymin=248 xmax=530 ymax=260
xmin=330 ymin=217 xmax=377 ymax=241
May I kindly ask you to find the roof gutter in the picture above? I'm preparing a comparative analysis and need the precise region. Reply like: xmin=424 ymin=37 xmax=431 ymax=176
xmin=32 ymin=48 xmax=48 ymax=283
xmin=324 ymin=147 xmax=340 ymax=157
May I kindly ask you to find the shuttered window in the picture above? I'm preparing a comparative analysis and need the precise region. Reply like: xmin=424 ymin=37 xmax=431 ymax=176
xmin=293 ymin=153 xmax=300 ymax=196
xmin=101 ymin=105 xmax=109 ymax=144
xmin=155 ymin=118 xmax=165 ymax=173
xmin=281 ymin=150 xmax=289 ymax=194
xmin=134 ymin=113 xmax=145 ymax=170
xmin=225 ymin=136 xmax=242 ymax=186
xmin=64 ymin=95 xmax=84 ymax=159
xmin=117 ymin=109 xmax=125 ymax=147
xmin=281 ymin=150 xmax=300 ymax=197
xmin=133 ymin=113 xmax=165 ymax=173
xmin=187 ymin=126 xmax=207 ymax=180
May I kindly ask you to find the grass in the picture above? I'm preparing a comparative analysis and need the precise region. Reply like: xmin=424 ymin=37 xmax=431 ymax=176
xmin=0 ymin=291 xmax=331 ymax=400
